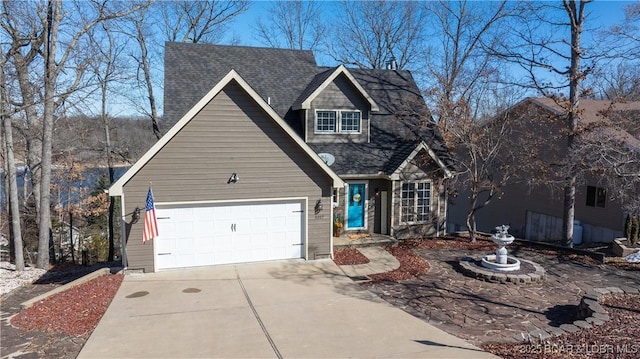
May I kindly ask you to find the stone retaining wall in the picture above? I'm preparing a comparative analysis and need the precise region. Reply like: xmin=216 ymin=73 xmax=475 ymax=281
xmin=516 ymin=286 xmax=640 ymax=342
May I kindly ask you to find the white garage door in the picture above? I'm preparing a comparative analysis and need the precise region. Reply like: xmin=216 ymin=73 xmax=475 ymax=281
xmin=155 ymin=201 xmax=304 ymax=270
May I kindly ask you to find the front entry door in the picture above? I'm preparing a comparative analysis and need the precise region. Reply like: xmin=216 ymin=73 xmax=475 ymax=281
xmin=347 ymin=183 xmax=366 ymax=229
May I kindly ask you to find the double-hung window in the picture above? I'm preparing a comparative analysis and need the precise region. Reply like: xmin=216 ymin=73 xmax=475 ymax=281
xmin=340 ymin=111 xmax=361 ymax=133
xmin=315 ymin=111 xmax=337 ymax=133
xmin=315 ymin=110 xmax=361 ymax=134
xmin=401 ymin=181 xmax=431 ymax=223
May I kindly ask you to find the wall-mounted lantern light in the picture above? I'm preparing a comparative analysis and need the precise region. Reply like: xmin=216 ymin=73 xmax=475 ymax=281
xmin=130 ymin=207 xmax=141 ymax=224
xmin=228 ymin=173 xmax=239 ymax=184
xmin=314 ymin=199 xmax=323 ymax=214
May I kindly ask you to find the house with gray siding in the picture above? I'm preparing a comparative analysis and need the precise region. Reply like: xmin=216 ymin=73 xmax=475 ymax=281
xmin=110 ymin=43 xmax=454 ymax=272
xmin=447 ymin=97 xmax=640 ymax=244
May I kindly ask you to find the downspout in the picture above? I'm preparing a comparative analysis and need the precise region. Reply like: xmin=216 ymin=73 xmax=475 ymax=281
xmin=443 ymin=180 xmax=449 ymax=236
xmin=119 ymin=195 xmax=128 ymax=270
xmin=330 ymin=193 xmax=334 ymax=258
xmin=390 ymin=180 xmax=396 ymax=237
xmin=304 ymin=109 xmax=308 ymax=143
xmin=367 ymin=111 xmax=371 ymax=143
xmin=436 ymin=181 xmax=441 ymax=237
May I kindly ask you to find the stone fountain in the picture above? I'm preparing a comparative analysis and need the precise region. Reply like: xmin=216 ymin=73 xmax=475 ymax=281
xmin=481 ymin=225 xmax=521 ymax=271
xmin=457 ymin=224 xmax=546 ymax=284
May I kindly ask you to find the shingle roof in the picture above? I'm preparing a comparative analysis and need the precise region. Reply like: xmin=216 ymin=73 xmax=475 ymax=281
xmin=292 ymin=68 xmax=335 ymax=109
xmin=164 ymin=42 xmax=319 ymax=126
xmin=528 ymin=97 xmax=640 ymax=151
xmin=163 ymin=42 xmax=455 ymax=176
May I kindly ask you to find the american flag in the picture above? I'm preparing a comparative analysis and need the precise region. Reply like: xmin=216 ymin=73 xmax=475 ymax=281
xmin=143 ymin=187 xmax=159 ymax=242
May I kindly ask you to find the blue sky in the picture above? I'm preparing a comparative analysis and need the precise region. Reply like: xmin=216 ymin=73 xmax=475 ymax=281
xmin=105 ymin=1 xmax=638 ymax=117
xmin=227 ymin=1 xmax=636 ymax=66
xmin=230 ymin=1 xmax=635 ymax=43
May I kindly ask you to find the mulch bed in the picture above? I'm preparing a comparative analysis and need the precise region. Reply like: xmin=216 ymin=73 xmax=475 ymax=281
xmin=333 ymin=248 xmax=370 ymax=265
xmin=11 ymin=274 xmax=124 ymax=336
xmin=367 ymin=246 xmax=430 ymax=282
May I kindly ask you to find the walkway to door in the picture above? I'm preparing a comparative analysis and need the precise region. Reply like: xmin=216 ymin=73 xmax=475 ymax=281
xmin=334 ymin=233 xmax=397 ymax=249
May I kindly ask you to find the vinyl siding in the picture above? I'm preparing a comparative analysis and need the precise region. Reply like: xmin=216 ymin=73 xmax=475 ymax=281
xmin=122 ymin=81 xmax=333 ymax=272
xmin=306 ymin=74 xmax=370 ymax=143
xmin=447 ymin=101 xmax=626 ymax=240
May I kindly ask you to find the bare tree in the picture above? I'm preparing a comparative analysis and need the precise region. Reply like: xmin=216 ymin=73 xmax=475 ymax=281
xmin=253 ymin=0 xmax=326 ymax=51
xmin=127 ymin=8 xmax=162 ymax=139
xmin=492 ymin=0 xmax=594 ymax=247
xmin=422 ymin=0 xmax=512 ymax=134
xmin=417 ymin=1 xmax=518 ymax=240
xmin=328 ymin=1 xmax=427 ymax=69
xmin=87 ymin=23 xmax=130 ymax=262
xmin=160 ymin=0 xmax=248 ymax=44
xmin=1 ymin=55 xmax=25 ymax=271
xmin=609 ymin=2 xmax=640 ymax=60
xmin=5 ymin=0 xmax=146 ymax=269
xmin=1 ymin=0 xmax=46 ymax=223
xmin=591 ymin=4 xmax=640 ymax=101
xmin=590 ymin=63 xmax=640 ymax=101
xmin=569 ymin=116 xmax=640 ymax=216
xmin=445 ymin=83 xmax=526 ymax=242
xmin=126 ymin=1 xmax=247 ymax=139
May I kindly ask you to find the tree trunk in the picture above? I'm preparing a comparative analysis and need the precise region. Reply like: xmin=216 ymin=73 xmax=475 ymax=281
xmin=36 ymin=0 xmax=60 ymax=269
xmin=466 ymin=188 xmax=478 ymax=242
xmin=11 ymin=48 xmax=43 ymax=218
xmin=562 ymin=176 xmax=576 ymax=247
xmin=69 ymin=211 xmax=75 ymax=264
xmin=135 ymin=20 xmax=161 ymax=140
xmin=1 ymin=59 xmax=25 ymax=271
xmin=561 ymin=0 xmax=586 ymax=247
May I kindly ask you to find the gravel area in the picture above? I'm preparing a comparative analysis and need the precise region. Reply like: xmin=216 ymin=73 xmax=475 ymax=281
xmin=0 ymin=262 xmax=47 ymax=296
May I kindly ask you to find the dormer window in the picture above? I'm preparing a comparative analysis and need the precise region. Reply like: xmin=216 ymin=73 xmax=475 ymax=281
xmin=315 ymin=111 xmax=337 ymax=132
xmin=340 ymin=111 xmax=361 ymax=132
xmin=315 ymin=110 xmax=361 ymax=134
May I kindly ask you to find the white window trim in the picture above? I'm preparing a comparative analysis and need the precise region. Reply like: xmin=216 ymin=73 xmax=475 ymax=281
xmin=400 ymin=180 xmax=433 ymax=224
xmin=314 ymin=110 xmax=337 ymax=134
xmin=314 ymin=109 xmax=362 ymax=134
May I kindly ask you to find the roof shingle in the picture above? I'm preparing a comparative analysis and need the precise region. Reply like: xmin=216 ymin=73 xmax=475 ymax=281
xmin=163 ymin=42 xmax=455 ymax=176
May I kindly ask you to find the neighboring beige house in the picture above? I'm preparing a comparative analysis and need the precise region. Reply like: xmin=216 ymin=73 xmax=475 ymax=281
xmin=109 ymin=43 xmax=455 ymax=272
xmin=448 ymin=97 xmax=640 ymax=244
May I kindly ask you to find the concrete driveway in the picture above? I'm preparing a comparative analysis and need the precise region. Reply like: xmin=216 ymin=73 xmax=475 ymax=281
xmin=78 ymin=259 xmax=497 ymax=358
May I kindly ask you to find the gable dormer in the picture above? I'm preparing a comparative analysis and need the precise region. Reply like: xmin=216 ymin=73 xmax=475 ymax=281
xmin=293 ymin=66 xmax=379 ymax=144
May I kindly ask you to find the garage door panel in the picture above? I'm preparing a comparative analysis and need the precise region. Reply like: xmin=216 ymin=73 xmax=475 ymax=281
xmin=155 ymin=201 xmax=304 ymax=270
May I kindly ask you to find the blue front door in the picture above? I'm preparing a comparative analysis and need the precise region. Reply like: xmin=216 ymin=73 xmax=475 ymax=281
xmin=347 ymin=183 xmax=366 ymax=229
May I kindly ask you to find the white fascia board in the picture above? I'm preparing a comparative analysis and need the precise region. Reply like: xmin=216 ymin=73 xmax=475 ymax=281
xmin=109 ymin=69 xmax=343 ymax=196
xmin=299 ymin=65 xmax=379 ymax=112
xmin=390 ymin=141 xmax=453 ymax=181
xmin=339 ymin=173 xmax=391 ymax=180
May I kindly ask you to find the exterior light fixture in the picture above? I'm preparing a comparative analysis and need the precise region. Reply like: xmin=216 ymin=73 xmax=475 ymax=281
xmin=131 ymin=207 xmax=141 ymax=224
xmin=315 ymin=199 xmax=323 ymax=214
xmin=228 ymin=173 xmax=239 ymax=184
